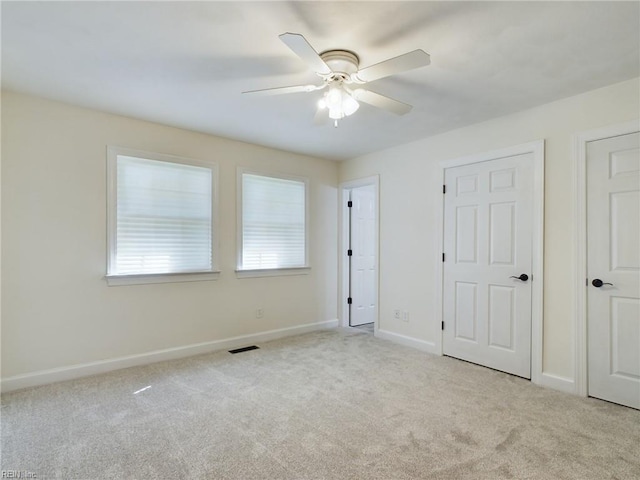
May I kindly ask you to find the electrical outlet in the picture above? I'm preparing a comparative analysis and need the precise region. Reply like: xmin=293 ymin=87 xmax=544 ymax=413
xmin=256 ymin=308 xmax=264 ymax=319
xmin=394 ymin=309 xmax=401 ymax=320
xmin=402 ymin=311 xmax=409 ymax=322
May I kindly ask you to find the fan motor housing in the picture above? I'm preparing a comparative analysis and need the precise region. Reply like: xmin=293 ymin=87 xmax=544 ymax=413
xmin=320 ymin=50 xmax=359 ymax=80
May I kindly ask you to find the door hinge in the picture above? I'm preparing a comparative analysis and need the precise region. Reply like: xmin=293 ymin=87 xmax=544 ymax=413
xmin=443 ymin=185 xmax=446 ymax=194
xmin=441 ymin=321 xmax=445 ymax=331
xmin=442 ymin=253 xmax=445 ymax=262
xmin=347 ymin=249 xmax=353 ymax=256
xmin=347 ymin=200 xmax=353 ymax=208
xmin=586 ymin=278 xmax=588 ymax=286
xmin=347 ymin=297 xmax=353 ymax=305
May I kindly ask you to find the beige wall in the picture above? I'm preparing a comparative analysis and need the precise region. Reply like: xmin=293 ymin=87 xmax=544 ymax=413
xmin=1 ymin=91 xmax=338 ymax=379
xmin=339 ymin=78 xmax=640 ymax=383
xmin=3 ymin=78 xmax=638 ymax=389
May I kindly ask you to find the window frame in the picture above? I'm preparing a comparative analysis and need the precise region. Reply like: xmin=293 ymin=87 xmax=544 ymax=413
xmin=106 ymin=146 xmax=220 ymax=286
xmin=236 ymin=167 xmax=310 ymax=278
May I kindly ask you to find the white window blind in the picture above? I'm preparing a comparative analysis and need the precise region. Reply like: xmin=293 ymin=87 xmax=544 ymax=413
xmin=241 ymin=173 xmax=307 ymax=270
xmin=111 ymin=155 xmax=213 ymax=276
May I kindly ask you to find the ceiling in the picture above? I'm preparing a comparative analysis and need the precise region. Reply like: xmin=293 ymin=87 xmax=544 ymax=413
xmin=2 ymin=1 xmax=639 ymax=161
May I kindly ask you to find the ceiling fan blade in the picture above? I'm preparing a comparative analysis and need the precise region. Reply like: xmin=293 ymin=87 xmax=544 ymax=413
xmin=243 ymin=84 xmax=323 ymax=96
xmin=279 ymin=32 xmax=332 ymax=75
xmin=352 ymin=50 xmax=430 ymax=83
xmin=352 ymin=89 xmax=413 ymax=115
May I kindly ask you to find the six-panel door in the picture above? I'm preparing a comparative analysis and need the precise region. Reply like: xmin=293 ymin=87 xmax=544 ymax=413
xmin=443 ymin=154 xmax=533 ymax=378
xmin=587 ymin=132 xmax=640 ymax=409
xmin=350 ymin=184 xmax=377 ymax=327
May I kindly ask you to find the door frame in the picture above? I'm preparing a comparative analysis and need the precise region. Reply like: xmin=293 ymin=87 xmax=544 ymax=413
xmin=437 ymin=140 xmax=545 ymax=384
xmin=573 ymin=119 xmax=640 ymax=397
xmin=339 ymin=176 xmax=380 ymax=330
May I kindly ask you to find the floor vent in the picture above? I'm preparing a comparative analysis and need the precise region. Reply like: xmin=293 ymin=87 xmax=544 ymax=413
xmin=228 ymin=345 xmax=260 ymax=354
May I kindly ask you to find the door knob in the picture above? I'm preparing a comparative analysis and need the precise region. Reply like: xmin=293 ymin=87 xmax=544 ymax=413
xmin=592 ymin=279 xmax=613 ymax=288
xmin=510 ymin=274 xmax=529 ymax=282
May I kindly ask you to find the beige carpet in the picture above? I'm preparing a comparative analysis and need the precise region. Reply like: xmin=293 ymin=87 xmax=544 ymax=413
xmin=2 ymin=328 xmax=639 ymax=479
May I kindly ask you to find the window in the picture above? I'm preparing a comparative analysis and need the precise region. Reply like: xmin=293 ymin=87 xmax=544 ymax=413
xmin=237 ymin=170 xmax=309 ymax=275
xmin=107 ymin=147 xmax=218 ymax=285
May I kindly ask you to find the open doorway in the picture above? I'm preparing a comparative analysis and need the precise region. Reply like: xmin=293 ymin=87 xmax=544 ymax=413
xmin=340 ymin=176 xmax=379 ymax=333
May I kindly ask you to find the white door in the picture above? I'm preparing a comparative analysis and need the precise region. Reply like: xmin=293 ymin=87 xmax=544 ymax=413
xmin=587 ymin=131 xmax=640 ymax=409
xmin=350 ymin=185 xmax=376 ymax=326
xmin=443 ymin=154 xmax=533 ymax=378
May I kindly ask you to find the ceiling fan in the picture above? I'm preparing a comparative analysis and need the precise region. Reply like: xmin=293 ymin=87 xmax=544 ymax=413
xmin=243 ymin=33 xmax=431 ymax=126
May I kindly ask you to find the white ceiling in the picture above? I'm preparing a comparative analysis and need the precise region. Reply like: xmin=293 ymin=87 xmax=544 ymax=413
xmin=2 ymin=1 xmax=639 ymax=161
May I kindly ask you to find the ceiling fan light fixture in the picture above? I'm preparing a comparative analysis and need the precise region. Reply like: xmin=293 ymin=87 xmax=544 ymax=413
xmin=321 ymin=83 xmax=359 ymax=120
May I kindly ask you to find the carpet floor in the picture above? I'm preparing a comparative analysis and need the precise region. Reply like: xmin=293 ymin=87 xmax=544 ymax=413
xmin=1 ymin=328 xmax=639 ymax=479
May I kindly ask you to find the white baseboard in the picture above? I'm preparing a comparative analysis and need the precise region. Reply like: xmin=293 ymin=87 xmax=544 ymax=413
xmin=376 ymin=329 xmax=439 ymax=355
xmin=1 ymin=319 xmax=338 ymax=393
xmin=537 ymin=372 xmax=576 ymax=394
xmin=375 ymin=330 xmax=577 ymax=395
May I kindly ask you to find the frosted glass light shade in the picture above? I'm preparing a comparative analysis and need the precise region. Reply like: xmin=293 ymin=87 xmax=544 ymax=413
xmin=319 ymin=83 xmax=360 ymax=120
xmin=343 ymin=94 xmax=360 ymax=116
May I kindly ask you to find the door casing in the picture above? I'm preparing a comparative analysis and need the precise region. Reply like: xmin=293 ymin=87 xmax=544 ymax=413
xmin=573 ymin=120 xmax=640 ymax=397
xmin=438 ymin=140 xmax=545 ymax=385
xmin=339 ymin=176 xmax=379 ymax=330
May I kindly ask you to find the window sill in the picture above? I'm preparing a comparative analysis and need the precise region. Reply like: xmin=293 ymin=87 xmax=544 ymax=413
xmin=105 ymin=271 xmax=221 ymax=286
xmin=235 ymin=267 xmax=310 ymax=279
